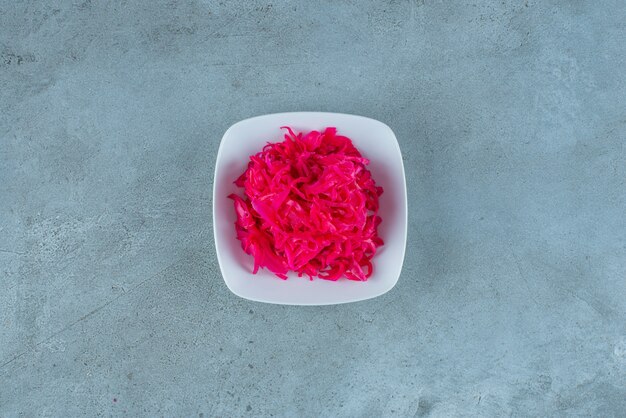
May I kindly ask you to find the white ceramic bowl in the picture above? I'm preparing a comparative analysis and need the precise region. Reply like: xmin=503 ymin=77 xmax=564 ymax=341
xmin=213 ymin=112 xmax=407 ymax=305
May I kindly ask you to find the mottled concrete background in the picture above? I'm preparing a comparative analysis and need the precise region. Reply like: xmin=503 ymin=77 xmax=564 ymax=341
xmin=1 ymin=1 xmax=625 ymax=416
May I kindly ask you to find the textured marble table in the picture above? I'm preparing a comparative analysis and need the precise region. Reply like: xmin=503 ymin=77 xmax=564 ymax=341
xmin=1 ymin=1 xmax=625 ymax=416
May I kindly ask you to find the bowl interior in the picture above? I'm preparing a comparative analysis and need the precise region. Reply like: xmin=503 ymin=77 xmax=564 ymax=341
xmin=213 ymin=112 xmax=407 ymax=305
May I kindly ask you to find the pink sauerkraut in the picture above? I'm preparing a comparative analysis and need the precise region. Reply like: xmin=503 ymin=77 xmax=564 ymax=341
xmin=228 ymin=127 xmax=383 ymax=281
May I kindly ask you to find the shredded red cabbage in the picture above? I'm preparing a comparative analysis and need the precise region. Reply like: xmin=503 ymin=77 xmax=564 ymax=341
xmin=228 ymin=127 xmax=383 ymax=281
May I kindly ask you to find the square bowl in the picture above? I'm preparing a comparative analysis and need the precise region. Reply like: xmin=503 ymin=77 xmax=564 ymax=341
xmin=213 ymin=112 xmax=407 ymax=305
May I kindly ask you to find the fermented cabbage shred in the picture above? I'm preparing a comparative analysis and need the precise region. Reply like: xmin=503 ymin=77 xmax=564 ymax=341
xmin=229 ymin=127 xmax=383 ymax=281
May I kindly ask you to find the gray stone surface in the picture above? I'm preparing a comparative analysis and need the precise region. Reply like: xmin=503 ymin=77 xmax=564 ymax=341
xmin=1 ymin=0 xmax=625 ymax=416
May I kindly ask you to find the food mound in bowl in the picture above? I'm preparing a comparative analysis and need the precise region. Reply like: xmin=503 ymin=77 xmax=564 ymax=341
xmin=228 ymin=127 xmax=383 ymax=281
